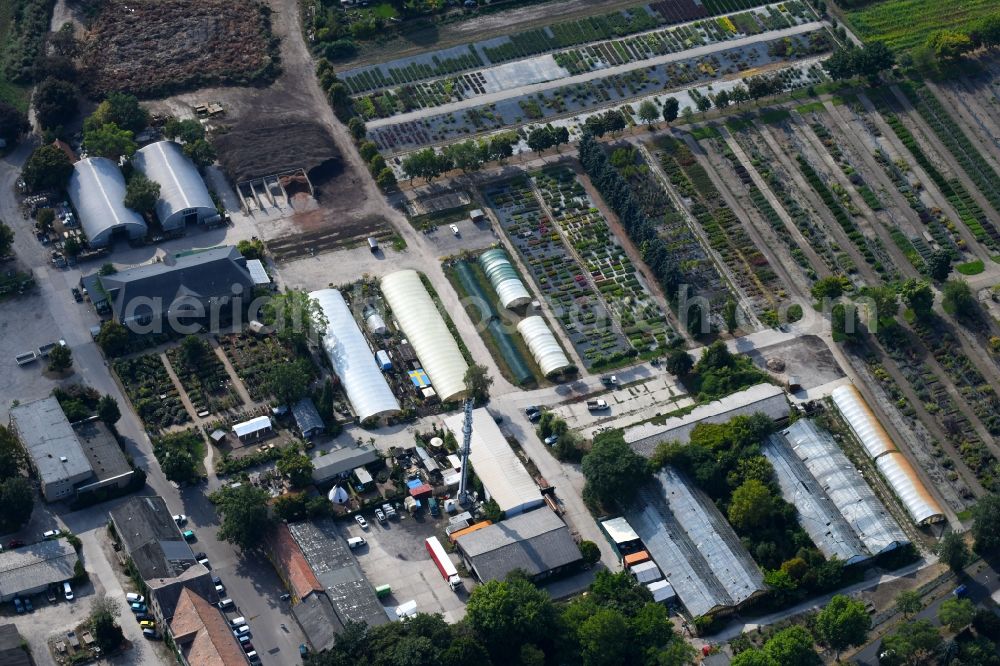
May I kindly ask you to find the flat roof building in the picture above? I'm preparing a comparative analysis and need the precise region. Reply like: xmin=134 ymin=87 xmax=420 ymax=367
xmin=133 ymin=140 xmax=217 ymax=232
xmin=232 ymin=416 xmax=272 ymax=443
xmin=74 ymin=420 xmax=135 ymax=496
xmin=246 ymin=259 xmax=271 ymax=286
xmin=455 ymin=507 xmax=582 ymax=583
xmin=0 ymin=540 xmax=78 ymax=602
xmin=311 ymin=445 xmax=379 ymax=485
xmin=444 ymin=408 xmax=543 ymax=516
xmin=601 ymin=517 xmax=643 ymax=556
xmin=68 ymin=157 xmax=147 ymax=247
xmin=627 ymin=468 xmax=766 ymax=618
xmin=9 ymin=397 xmax=93 ymax=502
xmin=625 ymin=383 xmax=788 ymax=457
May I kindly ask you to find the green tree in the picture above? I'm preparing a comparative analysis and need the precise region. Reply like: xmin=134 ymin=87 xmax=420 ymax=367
xmin=578 ymin=608 xmax=631 ymax=666
xmin=33 ymin=77 xmax=78 ymax=129
xmin=266 ymin=358 xmax=312 ymax=405
xmin=714 ymin=89 xmax=731 ymax=109
xmin=98 ymin=262 xmax=117 ymax=275
xmin=831 ymin=302 xmax=860 ymax=341
xmin=927 ymin=30 xmax=974 ymax=60
xmin=48 ymin=343 xmax=73 ymax=372
xmin=0 ymin=426 xmax=26 ymax=481
xmin=939 ymin=597 xmax=975 ymax=631
xmin=376 ymin=168 xmax=397 ymax=189
xmin=217 ymin=485 xmax=273 ymax=550
xmin=236 ymin=238 xmax=265 ymax=259
xmin=0 ymin=477 xmax=34 ymax=532
xmin=901 ymin=278 xmax=934 ymax=318
xmin=937 ymin=530 xmax=970 ymax=574
xmin=359 ymin=140 xmax=379 ymax=162
xmin=96 ymin=321 xmax=129 ymax=356
xmin=811 ymin=275 xmax=847 ymax=300
xmin=183 ymin=138 xmax=216 ymax=166
xmin=527 ymin=126 xmax=557 ymax=154
xmin=927 ymin=250 xmax=951 ymax=282
xmin=63 ymin=236 xmax=81 ymax=258
xmin=637 ymin=100 xmax=659 ymax=126
xmin=578 ymin=540 xmax=600 ymax=567
xmin=83 ymin=122 xmax=137 ymax=160
xmin=97 ymin=395 xmax=121 ymax=426
xmin=972 ymin=493 xmax=1000 ymax=555
xmin=277 ymin=449 xmax=314 ymax=489
xmin=348 ymin=117 xmax=367 ymax=141
xmin=0 ymin=222 xmax=13 ymax=258
xmin=662 ymin=97 xmax=679 ymax=124
xmin=443 ymin=140 xmax=484 ymax=172
xmin=89 ymin=594 xmax=124 ymax=653
xmin=581 ymin=430 xmax=649 ymax=510
xmin=723 ymin=298 xmax=738 ymax=333
xmin=85 ymin=93 xmax=148 ymax=133
xmin=464 ymin=364 xmax=493 ymax=404
xmin=665 ymin=349 xmax=693 ymax=377
xmin=0 ymin=101 xmax=29 ymax=146
xmin=942 ymin=279 xmax=977 ymax=319
xmin=764 ymin=626 xmax=819 ymax=666
xmin=878 ymin=619 xmax=942 ymax=666
xmin=22 ymin=145 xmax=73 ymax=192
xmin=123 ymin=173 xmax=160 ymax=214
xmin=728 ymin=479 xmax=776 ymax=532
xmin=815 ymin=594 xmax=870 ymax=658
xmin=159 ymin=448 xmax=198 ymax=485
xmin=465 ymin=578 xmax=557 ymax=662
xmin=178 ymin=335 xmax=207 ymax=369
xmin=695 ymin=93 xmax=712 ymax=116
xmin=866 ymin=285 xmax=899 ymax=323
xmin=402 ymin=148 xmax=450 ymax=182
xmin=163 ymin=117 xmax=205 ymax=143
xmin=894 ymin=589 xmax=922 ymax=618
xmin=263 ymin=290 xmax=328 ymax=350
xmin=732 ymin=649 xmax=775 ymax=666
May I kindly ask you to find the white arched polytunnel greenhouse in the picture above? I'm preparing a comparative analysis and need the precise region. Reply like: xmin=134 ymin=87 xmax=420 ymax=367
xmin=517 ymin=316 xmax=572 ymax=377
xmin=831 ymin=385 xmax=945 ymax=525
xmin=67 ymin=157 xmax=147 ymax=247
xmin=310 ymin=289 xmax=400 ymax=422
xmin=479 ymin=248 xmax=531 ymax=309
xmin=380 ymin=270 xmax=469 ymax=402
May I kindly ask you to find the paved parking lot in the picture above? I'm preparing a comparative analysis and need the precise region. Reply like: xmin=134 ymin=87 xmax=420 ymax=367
xmin=340 ymin=511 xmax=470 ymax=623
xmin=550 ymin=374 xmax=693 ymax=439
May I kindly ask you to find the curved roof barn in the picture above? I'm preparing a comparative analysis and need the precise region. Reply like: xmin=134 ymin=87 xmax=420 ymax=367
xmin=133 ymin=141 xmax=216 ymax=231
xmin=67 ymin=157 xmax=146 ymax=247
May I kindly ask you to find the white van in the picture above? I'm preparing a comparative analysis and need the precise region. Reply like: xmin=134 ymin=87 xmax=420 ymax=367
xmin=347 ymin=537 xmax=366 ymax=549
xmin=246 ymin=651 xmax=259 ymax=662
xmin=218 ymin=598 xmax=234 ymax=610
xmin=126 ymin=593 xmax=144 ymax=603
xmin=230 ymin=616 xmax=247 ymax=628
xmin=63 ymin=582 xmax=73 ymax=600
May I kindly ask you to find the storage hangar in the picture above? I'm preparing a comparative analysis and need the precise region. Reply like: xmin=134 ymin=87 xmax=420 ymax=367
xmin=380 ymin=270 xmax=468 ymax=402
xmin=479 ymin=248 xmax=531 ymax=309
xmin=831 ymin=385 xmax=945 ymax=525
xmin=454 ymin=507 xmax=581 ymax=582
xmin=773 ymin=419 xmax=907 ymax=556
xmin=517 ymin=316 xmax=573 ymax=377
xmin=67 ymin=157 xmax=147 ymax=247
xmin=0 ymin=540 xmax=78 ymax=602
xmin=626 ymin=467 xmax=766 ymax=618
xmin=311 ymin=289 xmax=400 ymax=422
xmin=133 ymin=140 xmax=217 ymax=231
xmin=444 ymin=408 xmax=543 ymax=516
xmin=626 ymin=383 xmax=789 ymax=457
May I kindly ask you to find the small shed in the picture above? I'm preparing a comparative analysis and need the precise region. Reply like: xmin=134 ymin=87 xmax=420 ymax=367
xmin=292 ymin=398 xmax=325 ymax=439
xmin=447 ymin=454 xmax=462 ymax=470
xmin=623 ymin=550 xmax=650 ymax=569
xmin=353 ymin=466 xmax=373 ymax=487
xmin=441 ymin=470 xmax=461 ymax=488
xmin=232 ymin=416 xmax=273 ymax=443
xmin=415 ymin=446 xmax=440 ymax=473
xmin=375 ymin=350 xmax=392 ymax=371
xmin=365 ymin=310 xmax=388 ymax=336
xmin=469 ymin=209 xmax=486 ymax=223
xmin=630 ymin=560 xmax=663 ymax=584
xmin=246 ymin=259 xmax=271 ymax=287
xmin=646 ymin=579 xmax=677 ymax=604
xmin=409 ymin=483 xmax=433 ymax=500
xmin=408 ymin=369 xmax=430 ymax=388
xmin=210 ymin=429 xmax=227 ymax=444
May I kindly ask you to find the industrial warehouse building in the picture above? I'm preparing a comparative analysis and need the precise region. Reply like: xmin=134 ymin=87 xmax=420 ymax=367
xmin=627 ymin=468 xmax=766 ymax=618
xmin=831 ymin=385 xmax=945 ymax=525
xmin=311 ymin=445 xmax=379 ymax=486
xmin=82 ymin=246 xmax=254 ymax=325
xmin=479 ymin=249 xmax=530 ymax=309
xmin=67 ymin=157 xmax=147 ymax=247
xmin=0 ymin=541 xmax=78 ymax=602
xmin=133 ymin=141 xmax=218 ymax=231
xmin=455 ymin=507 xmax=582 ymax=582
xmin=9 ymin=397 xmax=134 ymax=502
xmin=625 ymin=383 xmax=789 ymax=457
xmin=763 ymin=420 xmax=908 ymax=565
xmin=444 ymin=408 xmax=543 ymax=516
xmin=516 ymin=316 xmax=572 ymax=377
xmin=310 ymin=289 xmax=400 ymax=422
xmin=380 ymin=270 xmax=469 ymax=402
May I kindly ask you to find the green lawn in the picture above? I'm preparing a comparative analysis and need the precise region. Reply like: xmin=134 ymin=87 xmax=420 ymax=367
xmin=956 ymin=259 xmax=985 ymax=275
xmin=846 ymin=0 xmax=998 ymax=52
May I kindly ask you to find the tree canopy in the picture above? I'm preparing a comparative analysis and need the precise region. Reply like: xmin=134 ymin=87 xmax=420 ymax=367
xmin=266 ymin=358 xmax=313 ymax=406
xmin=216 ymin=484 xmax=273 ymax=550
xmin=815 ymin=595 xmax=870 ymax=658
xmin=33 ymin=77 xmax=78 ymax=129
xmin=464 ymin=364 xmax=493 ymax=404
xmin=581 ymin=430 xmax=649 ymax=510
xmin=85 ymin=93 xmax=148 ymax=133
xmin=263 ymin=290 xmax=328 ymax=350
xmin=972 ymin=493 xmax=1000 ymax=555
xmin=465 ymin=577 xmax=558 ymax=662
xmin=123 ymin=173 xmax=160 ymax=214
xmin=22 ymin=145 xmax=73 ymax=192
xmin=0 ymin=101 xmax=30 ymax=146
xmin=936 ymin=530 xmax=970 ymax=574
xmin=878 ymin=619 xmax=942 ymax=666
